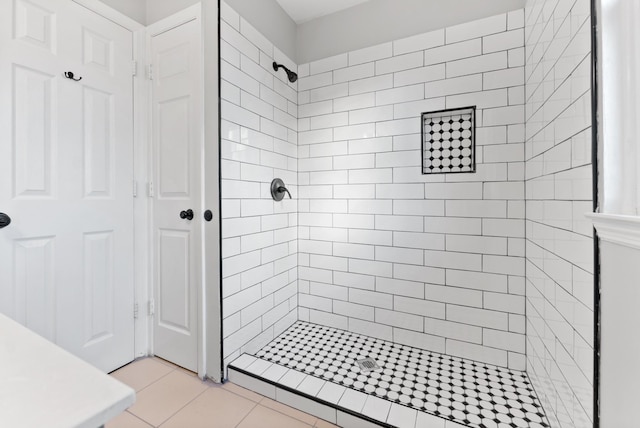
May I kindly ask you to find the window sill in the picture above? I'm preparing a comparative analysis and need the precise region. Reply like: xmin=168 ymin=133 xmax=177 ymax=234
xmin=587 ymin=213 xmax=640 ymax=250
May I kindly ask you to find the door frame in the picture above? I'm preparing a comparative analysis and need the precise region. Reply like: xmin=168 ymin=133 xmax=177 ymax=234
xmin=202 ymin=0 xmax=222 ymax=383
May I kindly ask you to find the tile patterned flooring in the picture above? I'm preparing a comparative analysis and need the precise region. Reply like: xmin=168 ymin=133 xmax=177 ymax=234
xmin=232 ymin=321 xmax=550 ymax=428
xmin=107 ymin=357 xmax=336 ymax=428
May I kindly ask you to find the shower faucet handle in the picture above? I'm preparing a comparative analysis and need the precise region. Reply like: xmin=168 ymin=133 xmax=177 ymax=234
xmin=270 ymin=178 xmax=291 ymax=201
xmin=278 ymin=186 xmax=292 ymax=199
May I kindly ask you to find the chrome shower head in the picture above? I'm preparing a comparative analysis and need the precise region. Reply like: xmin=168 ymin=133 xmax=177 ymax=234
xmin=272 ymin=61 xmax=298 ymax=83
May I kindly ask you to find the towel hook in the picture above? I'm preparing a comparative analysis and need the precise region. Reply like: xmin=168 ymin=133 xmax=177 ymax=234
xmin=64 ymin=71 xmax=82 ymax=81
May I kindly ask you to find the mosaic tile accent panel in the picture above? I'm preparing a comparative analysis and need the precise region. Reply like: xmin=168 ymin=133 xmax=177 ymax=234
xmin=422 ymin=107 xmax=476 ymax=174
xmin=254 ymin=321 xmax=550 ymax=428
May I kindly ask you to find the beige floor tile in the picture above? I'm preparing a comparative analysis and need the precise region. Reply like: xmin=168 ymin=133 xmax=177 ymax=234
xmin=106 ymin=411 xmax=152 ymax=428
xmin=221 ymin=381 xmax=265 ymax=402
xmin=128 ymin=370 xmax=208 ymax=426
xmin=237 ymin=405 xmax=314 ymax=428
xmin=160 ymin=386 xmax=257 ymax=428
xmin=314 ymin=418 xmax=340 ymax=428
xmin=260 ymin=397 xmax=318 ymax=426
xmin=111 ymin=358 xmax=174 ymax=392
xmin=173 ymin=364 xmax=198 ymax=378
xmin=150 ymin=356 xmax=177 ymax=368
xmin=152 ymin=357 xmax=199 ymax=378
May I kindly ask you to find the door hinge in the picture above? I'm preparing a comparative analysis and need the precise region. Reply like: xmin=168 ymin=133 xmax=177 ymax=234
xmin=147 ymin=181 xmax=154 ymax=197
xmin=133 ymin=180 xmax=138 ymax=197
xmin=132 ymin=60 xmax=138 ymax=77
xmin=148 ymin=64 xmax=153 ymax=80
xmin=148 ymin=299 xmax=155 ymax=316
xmin=134 ymin=303 xmax=139 ymax=319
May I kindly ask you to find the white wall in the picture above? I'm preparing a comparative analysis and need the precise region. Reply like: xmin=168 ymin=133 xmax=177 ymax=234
xmin=296 ymin=12 xmax=527 ymax=370
xmin=146 ymin=0 xmax=201 ymax=25
xmin=225 ymin=0 xmax=297 ymax=64
xmin=598 ymin=238 xmax=640 ymax=428
xmin=99 ymin=0 xmax=146 ymax=23
xmin=586 ymin=215 xmax=640 ymax=428
xmin=297 ymin=0 xmax=526 ymax=64
xmin=220 ymin=2 xmax=299 ymax=369
xmin=524 ymin=0 xmax=593 ymax=426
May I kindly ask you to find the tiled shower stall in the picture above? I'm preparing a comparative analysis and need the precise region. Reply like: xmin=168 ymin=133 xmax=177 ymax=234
xmin=220 ymin=0 xmax=593 ymax=426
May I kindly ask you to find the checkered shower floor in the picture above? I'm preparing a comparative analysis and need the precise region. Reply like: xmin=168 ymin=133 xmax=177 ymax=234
xmin=232 ymin=321 xmax=550 ymax=428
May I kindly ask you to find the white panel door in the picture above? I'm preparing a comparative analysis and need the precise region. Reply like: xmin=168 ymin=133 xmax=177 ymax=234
xmin=151 ymin=17 xmax=201 ymax=372
xmin=0 ymin=0 xmax=135 ymax=373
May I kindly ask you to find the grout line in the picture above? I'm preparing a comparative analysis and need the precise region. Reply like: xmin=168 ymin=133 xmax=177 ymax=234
xmin=232 ymin=400 xmax=261 ymax=428
xmin=123 ymin=410 xmax=154 ymax=428
xmin=113 ymin=359 xmax=177 ymax=394
xmin=148 ymin=379 xmax=210 ymax=427
xmin=257 ymin=398 xmax=319 ymax=426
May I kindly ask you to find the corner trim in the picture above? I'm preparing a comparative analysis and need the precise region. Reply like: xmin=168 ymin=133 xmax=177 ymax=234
xmin=587 ymin=213 xmax=640 ymax=249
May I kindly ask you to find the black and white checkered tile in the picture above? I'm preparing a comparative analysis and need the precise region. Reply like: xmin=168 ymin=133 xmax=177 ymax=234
xmin=422 ymin=107 xmax=475 ymax=174
xmin=254 ymin=321 xmax=549 ymax=428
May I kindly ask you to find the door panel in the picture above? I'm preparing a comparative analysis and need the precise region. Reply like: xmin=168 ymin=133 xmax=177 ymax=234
xmin=82 ymin=86 xmax=114 ymax=198
xmin=151 ymin=17 xmax=201 ymax=372
xmin=157 ymin=44 xmax=189 ymax=81
xmin=82 ymin=27 xmax=114 ymax=74
xmin=0 ymin=0 xmax=135 ymax=373
xmin=158 ymin=96 xmax=191 ymax=196
xmin=82 ymin=231 xmax=114 ymax=347
xmin=158 ymin=230 xmax=191 ymax=333
xmin=13 ymin=236 xmax=56 ymax=341
xmin=13 ymin=65 xmax=56 ymax=198
xmin=14 ymin=0 xmax=56 ymax=52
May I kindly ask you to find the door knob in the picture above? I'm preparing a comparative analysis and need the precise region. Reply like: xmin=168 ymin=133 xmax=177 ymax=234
xmin=180 ymin=209 xmax=194 ymax=220
xmin=0 ymin=213 xmax=11 ymax=229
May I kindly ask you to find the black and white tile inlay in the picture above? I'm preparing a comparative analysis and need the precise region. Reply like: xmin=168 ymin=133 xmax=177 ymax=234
xmin=253 ymin=321 xmax=549 ymax=428
xmin=421 ymin=106 xmax=475 ymax=174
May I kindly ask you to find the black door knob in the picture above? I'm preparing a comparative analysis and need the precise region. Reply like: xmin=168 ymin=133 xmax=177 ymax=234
xmin=0 ymin=213 xmax=10 ymax=229
xmin=180 ymin=209 xmax=194 ymax=221
xmin=204 ymin=210 xmax=213 ymax=222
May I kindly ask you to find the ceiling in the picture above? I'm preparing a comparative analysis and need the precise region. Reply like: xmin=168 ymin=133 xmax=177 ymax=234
xmin=275 ymin=0 xmax=372 ymax=24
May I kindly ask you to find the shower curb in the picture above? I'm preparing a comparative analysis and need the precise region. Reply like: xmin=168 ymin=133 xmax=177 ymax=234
xmin=228 ymin=361 xmax=393 ymax=427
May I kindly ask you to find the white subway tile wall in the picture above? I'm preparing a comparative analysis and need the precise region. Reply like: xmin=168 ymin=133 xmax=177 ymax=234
xmin=221 ymin=5 xmax=591 ymax=426
xmin=297 ymin=12 xmax=527 ymax=370
xmin=221 ymin=2 xmax=299 ymax=368
xmin=524 ymin=0 xmax=593 ymax=427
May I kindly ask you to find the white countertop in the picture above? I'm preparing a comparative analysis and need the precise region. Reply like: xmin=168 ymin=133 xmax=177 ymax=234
xmin=0 ymin=313 xmax=135 ymax=428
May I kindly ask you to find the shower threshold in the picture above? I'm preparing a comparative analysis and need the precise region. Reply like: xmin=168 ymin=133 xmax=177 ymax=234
xmin=228 ymin=321 xmax=550 ymax=428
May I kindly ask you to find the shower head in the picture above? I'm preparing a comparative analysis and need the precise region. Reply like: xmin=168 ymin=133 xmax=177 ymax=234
xmin=272 ymin=61 xmax=298 ymax=83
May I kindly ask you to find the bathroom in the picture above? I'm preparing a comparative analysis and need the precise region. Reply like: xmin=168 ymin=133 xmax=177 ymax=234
xmin=1 ymin=0 xmax=638 ymax=427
